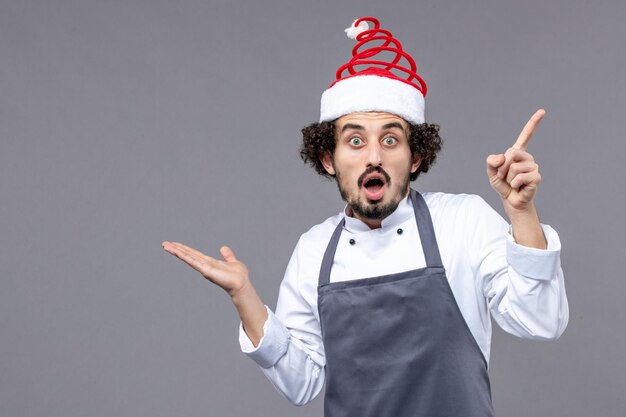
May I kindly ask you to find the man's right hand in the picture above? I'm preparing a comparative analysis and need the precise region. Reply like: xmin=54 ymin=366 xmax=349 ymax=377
xmin=162 ymin=242 xmax=250 ymax=298
xmin=162 ymin=241 xmax=268 ymax=346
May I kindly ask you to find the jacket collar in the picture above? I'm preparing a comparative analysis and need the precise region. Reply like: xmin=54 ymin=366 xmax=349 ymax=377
xmin=343 ymin=192 xmax=413 ymax=233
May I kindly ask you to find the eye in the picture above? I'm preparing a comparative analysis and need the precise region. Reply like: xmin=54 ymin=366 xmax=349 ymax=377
xmin=349 ymin=136 xmax=363 ymax=146
xmin=383 ymin=136 xmax=398 ymax=146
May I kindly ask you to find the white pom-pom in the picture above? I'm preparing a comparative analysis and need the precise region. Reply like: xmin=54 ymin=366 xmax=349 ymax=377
xmin=344 ymin=19 xmax=369 ymax=40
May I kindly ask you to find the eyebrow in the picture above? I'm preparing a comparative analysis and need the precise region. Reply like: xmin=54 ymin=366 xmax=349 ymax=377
xmin=340 ymin=122 xmax=406 ymax=133
xmin=382 ymin=122 xmax=405 ymax=131
xmin=340 ymin=123 xmax=364 ymax=133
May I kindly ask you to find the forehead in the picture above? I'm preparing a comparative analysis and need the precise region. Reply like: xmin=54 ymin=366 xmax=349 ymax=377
xmin=335 ymin=112 xmax=409 ymax=131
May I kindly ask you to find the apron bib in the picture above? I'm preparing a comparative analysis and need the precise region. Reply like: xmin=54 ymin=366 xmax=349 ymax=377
xmin=317 ymin=189 xmax=495 ymax=417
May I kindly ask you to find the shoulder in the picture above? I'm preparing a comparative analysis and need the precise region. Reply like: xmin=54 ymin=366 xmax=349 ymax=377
xmin=297 ymin=212 xmax=344 ymax=251
xmin=419 ymin=191 xmax=507 ymax=238
xmin=421 ymin=191 xmax=494 ymax=218
xmin=419 ymin=191 xmax=509 ymax=276
xmin=286 ymin=211 xmax=344 ymax=271
xmin=283 ymin=212 xmax=344 ymax=296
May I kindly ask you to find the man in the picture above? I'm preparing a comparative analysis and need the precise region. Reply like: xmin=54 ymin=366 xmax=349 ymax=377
xmin=162 ymin=17 xmax=568 ymax=417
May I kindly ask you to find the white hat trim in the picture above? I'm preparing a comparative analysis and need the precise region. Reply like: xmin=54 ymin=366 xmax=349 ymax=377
xmin=319 ymin=74 xmax=425 ymax=124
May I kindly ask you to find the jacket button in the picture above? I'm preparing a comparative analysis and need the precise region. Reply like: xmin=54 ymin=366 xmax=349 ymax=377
xmin=349 ymin=238 xmax=356 ymax=245
xmin=397 ymin=228 xmax=403 ymax=235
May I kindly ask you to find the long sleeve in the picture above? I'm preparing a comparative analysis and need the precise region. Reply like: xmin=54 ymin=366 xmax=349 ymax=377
xmin=238 ymin=236 xmax=327 ymax=406
xmin=465 ymin=195 xmax=569 ymax=340
xmin=238 ymin=308 xmax=325 ymax=405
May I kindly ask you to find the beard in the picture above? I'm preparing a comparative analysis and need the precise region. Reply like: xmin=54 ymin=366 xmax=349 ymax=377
xmin=335 ymin=165 xmax=412 ymax=221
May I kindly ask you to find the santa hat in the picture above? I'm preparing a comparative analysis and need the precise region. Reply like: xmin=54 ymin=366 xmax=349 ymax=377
xmin=319 ymin=17 xmax=427 ymax=124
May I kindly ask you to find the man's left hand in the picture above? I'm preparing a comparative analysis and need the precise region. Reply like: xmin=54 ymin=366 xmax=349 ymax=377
xmin=486 ymin=109 xmax=545 ymax=215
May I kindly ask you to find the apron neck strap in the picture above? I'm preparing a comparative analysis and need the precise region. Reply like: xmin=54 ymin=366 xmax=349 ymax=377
xmin=409 ymin=188 xmax=443 ymax=267
xmin=319 ymin=217 xmax=346 ymax=287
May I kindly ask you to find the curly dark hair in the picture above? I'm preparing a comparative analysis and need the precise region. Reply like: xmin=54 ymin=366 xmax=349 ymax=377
xmin=300 ymin=120 xmax=443 ymax=181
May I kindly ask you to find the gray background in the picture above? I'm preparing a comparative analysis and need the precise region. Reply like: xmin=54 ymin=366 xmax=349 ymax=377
xmin=1 ymin=0 xmax=624 ymax=416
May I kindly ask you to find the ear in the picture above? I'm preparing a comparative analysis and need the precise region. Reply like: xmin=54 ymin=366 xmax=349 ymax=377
xmin=410 ymin=156 xmax=422 ymax=174
xmin=320 ymin=151 xmax=336 ymax=176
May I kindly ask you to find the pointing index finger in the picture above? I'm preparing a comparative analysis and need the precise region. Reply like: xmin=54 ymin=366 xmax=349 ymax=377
xmin=513 ymin=109 xmax=546 ymax=151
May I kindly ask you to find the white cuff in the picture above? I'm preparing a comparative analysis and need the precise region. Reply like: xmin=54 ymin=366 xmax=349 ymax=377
xmin=238 ymin=305 xmax=290 ymax=369
xmin=506 ymin=224 xmax=561 ymax=281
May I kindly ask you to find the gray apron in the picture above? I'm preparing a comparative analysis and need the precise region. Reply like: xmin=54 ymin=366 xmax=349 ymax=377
xmin=317 ymin=189 xmax=495 ymax=417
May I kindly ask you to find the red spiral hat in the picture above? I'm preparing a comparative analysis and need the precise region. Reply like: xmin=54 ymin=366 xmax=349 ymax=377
xmin=320 ymin=17 xmax=427 ymax=124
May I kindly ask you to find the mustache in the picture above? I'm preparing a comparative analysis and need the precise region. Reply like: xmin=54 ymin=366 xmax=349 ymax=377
xmin=357 ymin=166 xmax=391 ymax=188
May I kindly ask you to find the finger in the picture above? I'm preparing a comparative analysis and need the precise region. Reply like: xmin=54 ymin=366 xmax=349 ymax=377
xmin=163 ymin=242 xmax=194 ymax=260
xmin=497 ymin=148 xmax=534 ymax=179
xmin=162 ymin=241 xmax=178 ymax=254
xmin=513 ymin=109 xmax=545 ymax=151
xmin=164 ymin=242 xmax=218 ymax=272
xmin=170 ymin=242 xmax=214 ymax=263
xmin=220 ymin=246 xmax=239 ymax=263
xmin=510 ymin=171 xmax=541 ymax=191
xmin=486 ymin=154 xmax=505 ymax=177
xmin=505 ymin=160 xmax=539 ymax=185
xmin=486 ymin=155 xmax=512 ymax=198
xmin=489 ymin=178 xmax=512 ymax=200
xmin=166 ymin=244 xmax=211 ymax=273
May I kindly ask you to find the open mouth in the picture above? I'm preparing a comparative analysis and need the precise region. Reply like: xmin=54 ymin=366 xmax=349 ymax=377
xmin=362 ymin=173 xmax=387 ymax=201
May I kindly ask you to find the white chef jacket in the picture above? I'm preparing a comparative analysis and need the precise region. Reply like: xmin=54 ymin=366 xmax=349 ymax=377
xmin=238 ymin=191 xmax=569 ymax=406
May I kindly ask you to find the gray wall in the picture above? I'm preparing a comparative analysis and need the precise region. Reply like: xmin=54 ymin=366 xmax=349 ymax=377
xmin=1 ymin=0 xmax=624 ymax=416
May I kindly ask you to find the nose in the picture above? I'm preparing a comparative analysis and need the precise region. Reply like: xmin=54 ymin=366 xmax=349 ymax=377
xmin=366 ymin=141 xmax=382 ymax=167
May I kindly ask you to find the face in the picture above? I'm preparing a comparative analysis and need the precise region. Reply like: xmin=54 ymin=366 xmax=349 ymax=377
xmin=321 ymin=112 xmax=421 ymax=228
